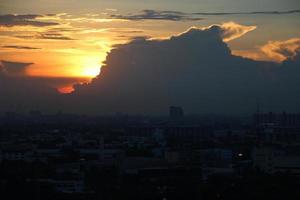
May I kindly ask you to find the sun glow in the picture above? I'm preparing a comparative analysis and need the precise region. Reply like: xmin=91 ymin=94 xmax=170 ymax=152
xmin=82 ymin=65 xmax=101 ymax=77
xmin=58 ymin=86 xmax=75 ymax=94
xmin=79 ymin=57 xmax=101 ymax=78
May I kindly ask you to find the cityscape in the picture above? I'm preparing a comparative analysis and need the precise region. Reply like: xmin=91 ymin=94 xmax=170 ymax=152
xmin=1 ymin=0 xmax=300 ymax=199
xmin=0 ymin=108 xmax=299 ymax=199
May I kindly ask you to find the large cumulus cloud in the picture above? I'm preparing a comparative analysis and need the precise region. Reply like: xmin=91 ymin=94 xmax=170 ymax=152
xmin=1 ymin=22 xmax=300 ymax=115
xmin=0 ymin=77 xmax=60 ymax=113
xmin=0 ymin=61 xmax=73 ymax=113
xmin=66 ymin=22 xmax=300 ymax=114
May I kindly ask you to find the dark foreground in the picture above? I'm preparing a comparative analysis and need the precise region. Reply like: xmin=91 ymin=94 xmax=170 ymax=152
xmin=0 ymin=112 xmax=300 ymax=200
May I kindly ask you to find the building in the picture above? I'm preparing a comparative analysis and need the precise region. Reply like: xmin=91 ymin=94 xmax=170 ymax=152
xmin=1 ymin=146 xmax=34 ymax=162
xmin=254 ymin=112 xmax=300 ymax=127
xmin=253 ymin=146 xmax=300 ymax=174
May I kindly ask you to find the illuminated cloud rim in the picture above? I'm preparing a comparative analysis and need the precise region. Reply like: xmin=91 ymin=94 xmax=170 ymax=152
xmin=261 ymin=38 xmax=300 ymax=62
xmin=1 ymin=22 xmax=300 ymax=114
xmin=180 ymin=22 xmax=256 ymax=42
xmin=71 ymin=22 xmax=300 ymax=114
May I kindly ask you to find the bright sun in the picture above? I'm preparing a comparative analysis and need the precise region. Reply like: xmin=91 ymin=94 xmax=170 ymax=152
xmin=82 ymin=65 xmax=101 ymax=77
xmin=81 ymin=57 xmax=101 ymax=77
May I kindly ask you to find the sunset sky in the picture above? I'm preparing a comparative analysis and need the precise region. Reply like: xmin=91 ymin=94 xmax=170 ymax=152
xmin=0 ymin=1 xmax=300 ymax=114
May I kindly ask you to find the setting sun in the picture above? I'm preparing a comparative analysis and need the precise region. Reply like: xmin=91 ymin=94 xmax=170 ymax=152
xmin=1 ymin=1 xmax=300 ymax=199
xmin=57 ymin=56 xmax=101 ymax=93
xmin=78 ymin=56 xmax=102 ymax=78
xmin=82 ymin=63 xmax=101 ymax=77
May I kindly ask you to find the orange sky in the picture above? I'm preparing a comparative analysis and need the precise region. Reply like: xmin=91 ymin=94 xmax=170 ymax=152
xmin=1 ymin=9 xmax=300 ymax=93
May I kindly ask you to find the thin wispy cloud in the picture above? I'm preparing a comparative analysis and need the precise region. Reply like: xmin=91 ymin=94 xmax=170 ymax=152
xmin=2 ymin=45 xmax=41 ymax=50
xmin=218 ymin=22 xmax=256 ymax=42
xmin=110 ymin=10 xmax=203 ymax=21
xmin=193 ymin=9 xmax=300 ymax=16
xmin=37 ymin=33 xmax=74 ymax=40
xmin=110 ymin=9 xmax=300 ymax=21
xmin=0 ymin=14 xmax=59 ymax=27
xmin=14 ymin=32 xmax=75 ymax=40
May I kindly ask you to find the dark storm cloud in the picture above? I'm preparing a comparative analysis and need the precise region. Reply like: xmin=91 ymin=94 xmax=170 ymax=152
xmin=0 ymin=75 xmax=61 ymax=113
xmin=1 ymin=23 xmax=300 ymax=114
xmin=0 ymin=14 xmax=59 ymax=27
xmin=2 ymin=45 xmax=41 ymax=50
xmin=110 ymin=9 xmax=203 ymax=21
xmin=66 ymin=24 xmax=300 ymax=114
xmin=0 ymin=62 xmax=83 ymax=113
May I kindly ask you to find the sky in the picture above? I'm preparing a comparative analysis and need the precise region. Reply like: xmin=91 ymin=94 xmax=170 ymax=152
xmin=0 ymin=0 xmax=300 ymax=114
xmin=1 ymin=0 xmax=300 ymax=13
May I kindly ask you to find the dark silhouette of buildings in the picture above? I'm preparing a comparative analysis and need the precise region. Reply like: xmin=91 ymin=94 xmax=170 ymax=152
xmin=254 ymin=112 xmax=300 ymax=127
xmin=0 ymin=112 xmax=300 ymax=200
